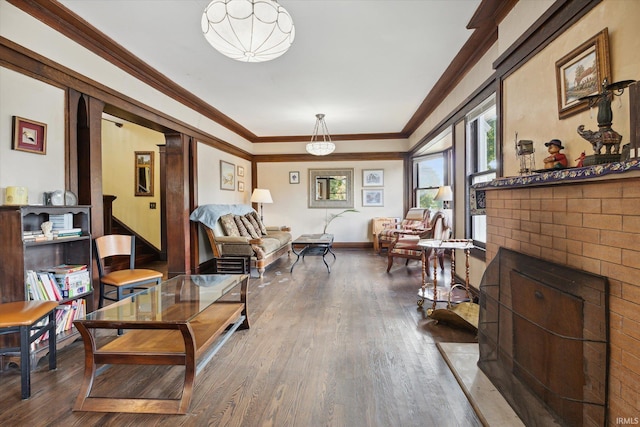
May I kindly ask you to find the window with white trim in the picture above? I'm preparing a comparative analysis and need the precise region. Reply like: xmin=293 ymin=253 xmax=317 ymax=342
xmin=413 ymin=129 xmax=452 ymax=210
xmin=466 ymin=96 xmax=496 ymax=247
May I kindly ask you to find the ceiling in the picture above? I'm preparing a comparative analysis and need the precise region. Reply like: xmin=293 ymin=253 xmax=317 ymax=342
xmin=56 ymin=0 xmax=483 ymax=140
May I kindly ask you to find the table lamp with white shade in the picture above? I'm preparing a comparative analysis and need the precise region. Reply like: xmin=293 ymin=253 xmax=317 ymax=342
xmin=435 ymin=185 xmax=453 ymax=227
xmin=434 ymin=185 xmax=453 ymax=209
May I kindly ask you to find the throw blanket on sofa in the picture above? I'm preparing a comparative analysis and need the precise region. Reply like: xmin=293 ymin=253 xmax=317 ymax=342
xmin=189 ymin=204 xmax=255 ymax=231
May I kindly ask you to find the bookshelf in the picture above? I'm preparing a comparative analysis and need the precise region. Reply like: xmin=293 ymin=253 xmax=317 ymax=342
xmin=0 ymin=205 xmax=93 ymax=367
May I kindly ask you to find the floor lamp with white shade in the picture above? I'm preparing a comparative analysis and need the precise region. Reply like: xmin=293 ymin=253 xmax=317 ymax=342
xmin=250 ymin=189 xmax=273 ymax=222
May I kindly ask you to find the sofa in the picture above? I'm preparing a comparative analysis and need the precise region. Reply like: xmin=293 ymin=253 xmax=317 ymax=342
xmin=190 ymin=204 xmax=292 ymax=278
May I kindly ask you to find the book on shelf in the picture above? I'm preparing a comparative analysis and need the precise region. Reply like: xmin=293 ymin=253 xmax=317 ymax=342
xmin=55 ymin=299 xmax=86 ymax=334
xmin=53 ymin=228 xmax=82 ymax=239
xmin=52 ymin=269 xmax=91 ymax=298
xmin=26 ymin=270 xmax=45 ymax=301
xmin=46 ymin=264 xmax=87 ymax=275
xmin=49 ymin=213 xmax=73 ymax=230
xmin=32 ymin=299 xmax=87 ymax=348
xmin=26 ymin=270 xmax=55 ymax=301
xmin=38 ymin=272 xmax=63 ymax=301
xmin=23 ymin=231 xmax=47 ymax=242
xmin=27 ymin=267 xmax=91 ymax=301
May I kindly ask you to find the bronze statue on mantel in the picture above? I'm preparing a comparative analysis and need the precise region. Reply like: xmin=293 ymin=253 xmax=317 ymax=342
xmin=577 ymin=78 xmax=635 ymax=165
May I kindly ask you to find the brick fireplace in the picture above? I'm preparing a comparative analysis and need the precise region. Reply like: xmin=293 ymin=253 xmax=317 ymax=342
xmin=480 ymin=168 xmax=640 ymax=424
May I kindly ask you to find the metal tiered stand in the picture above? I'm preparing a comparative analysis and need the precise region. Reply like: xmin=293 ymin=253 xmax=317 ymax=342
xmin=417 ymin=239 xmax=479 ymax=331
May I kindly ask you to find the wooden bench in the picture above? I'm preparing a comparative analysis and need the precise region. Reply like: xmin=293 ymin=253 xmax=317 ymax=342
xmin=73 ymin=274 xmax=248 ymax=414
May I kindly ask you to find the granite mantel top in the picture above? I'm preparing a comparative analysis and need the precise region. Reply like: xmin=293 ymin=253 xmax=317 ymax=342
xmin=474 ymin=159 xmax=640 ymax=190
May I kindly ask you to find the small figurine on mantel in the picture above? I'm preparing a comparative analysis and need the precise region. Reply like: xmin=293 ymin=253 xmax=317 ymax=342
xmin=543 ymin=139 xmax=568 ymax=169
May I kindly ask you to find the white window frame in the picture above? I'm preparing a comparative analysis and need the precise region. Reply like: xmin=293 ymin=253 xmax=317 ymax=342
xmin=466 ymin=95 xmax=496 ymax=248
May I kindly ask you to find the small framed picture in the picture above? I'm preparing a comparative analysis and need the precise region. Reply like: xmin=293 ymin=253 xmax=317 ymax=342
xmin=220 ymin=160 xmax=235 ymax=191
xmin=12 ymin=116 xmax=47 ymax=154
xmin=362 ymin=189 xmax=384 ymax=207
xmin=363 ymin=169 xmax=384 ymax=186
xmin=238 ymin=181 xmax=244 ymax=192
xmin=237 ymin=165 xmax=245 ymax=177
xmin=289 ymin=171 xmax=300 ymax=184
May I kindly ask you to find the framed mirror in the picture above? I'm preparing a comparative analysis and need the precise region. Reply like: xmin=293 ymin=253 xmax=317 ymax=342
xmin=309 ymin=168 xmax=354 ymax=208
xmin=135 ymin=151 xmax=154 ymax=196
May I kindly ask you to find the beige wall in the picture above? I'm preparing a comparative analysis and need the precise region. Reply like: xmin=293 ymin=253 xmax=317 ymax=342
xmin=256 ymin=160 xmax=405 ymax=243
xmin=0 ymin=67 xmax=66 ymax=205
xmin=194 ymin=142 xmax=253 ymax=263
xmin=502 ymin=0 xmax=640 ymax=177
xmin=101 ymin=119 xmax=163 ymax=248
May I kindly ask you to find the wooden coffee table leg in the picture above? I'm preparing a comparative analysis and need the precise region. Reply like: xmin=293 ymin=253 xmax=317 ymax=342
xmin=73 ymin=322 xmax=97 ymax=412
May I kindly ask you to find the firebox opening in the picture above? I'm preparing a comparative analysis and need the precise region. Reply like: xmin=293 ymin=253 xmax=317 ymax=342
xmin=478 ymin=248 xmax=608 ymax=427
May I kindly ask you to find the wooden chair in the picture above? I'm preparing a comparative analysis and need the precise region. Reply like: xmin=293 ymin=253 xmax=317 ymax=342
xmin=386 ymin=211 xmax=450 ymax=273
xmin=377 ymin=208 xmax=431 ymax=253
xmin=95 ymin=234 xmax=163 ymax=308
xmin=0 ymin=301 xmax=58 ymax=399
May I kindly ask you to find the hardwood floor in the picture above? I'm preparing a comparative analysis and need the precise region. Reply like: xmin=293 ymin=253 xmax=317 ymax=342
xmin=0 ymin=249 xmax=480 ymax=426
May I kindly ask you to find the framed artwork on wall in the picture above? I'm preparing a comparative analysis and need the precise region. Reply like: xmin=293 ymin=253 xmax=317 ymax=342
xmin=238 ymin=181 xmax=244 ymax=192
xmin=237 ymin=165 xmax=244 ymax=177
xmin=362 ymin=189 xmax=384 ymax=207
xmin=289 ymin=171 xmax=300 ymax=184
xmin=555 ymin=28 xmax=610 ymax=119
xmin=220 ymin=160 xmax=235 ymax=190
xmin=362 ymin=169 xmax=384 ymax=186
xmin=134 ymin=151 xmax=154 ymax=196
xmin=12 ymin=116 xmax=47 ymax=154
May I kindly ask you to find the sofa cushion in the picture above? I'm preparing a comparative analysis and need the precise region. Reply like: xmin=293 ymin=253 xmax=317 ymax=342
xmin=266 ymin=230 xmax=292 ymax=247
xmin=234 ymin=215 xmax=250 ymax=237
xmin=249 ymin=211 xmax=268 ymax=235
xmin=220 ymin=213 xmax=240 ymax=236
xmin=240 ymin=216 xmax=261 ymax=239
xmin=244 ymin=213 xmax=264 ymax=236
xmin=259 ymin=237 xmax=286 ymax=255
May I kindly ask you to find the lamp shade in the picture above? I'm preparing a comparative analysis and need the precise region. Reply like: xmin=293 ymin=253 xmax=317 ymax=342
xmin=201 ymin=0 xmax=295 ymax=63
xmin=250 ymin=188 xmax=273 ymax=204
xmin=306 ymin=113 xmax=335 ymax=156
xmin=434 ymin=185 xmax=453 ymax=202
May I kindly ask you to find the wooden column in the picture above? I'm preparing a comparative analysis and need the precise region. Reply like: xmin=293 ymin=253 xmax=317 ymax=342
xmin=163 ymin=132 xmax=192 ymax=275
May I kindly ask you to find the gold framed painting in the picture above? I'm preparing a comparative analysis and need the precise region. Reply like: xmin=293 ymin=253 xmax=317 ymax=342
xmin=555 ymin=28 xmax=610 ymax=119
xmin=134 ymin=151 xmax=154 ymax=196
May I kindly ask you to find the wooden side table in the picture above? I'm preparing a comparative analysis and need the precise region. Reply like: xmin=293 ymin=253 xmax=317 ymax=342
xmin=416 ymin=239 xmax=474 ymax=310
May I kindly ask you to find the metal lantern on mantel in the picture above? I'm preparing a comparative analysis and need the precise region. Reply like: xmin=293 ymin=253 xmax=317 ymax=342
xmin=576 ymin=78 xmax=636 ymax=165
xmin=514 ymin=133 xmax=535 ymax=175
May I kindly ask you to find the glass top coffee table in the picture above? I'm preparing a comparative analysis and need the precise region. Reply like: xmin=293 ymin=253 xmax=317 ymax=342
xmin=290 ymin=233 xmax=335 ymax=273
xmin=73 ymin=274 xmax=249 ymax=414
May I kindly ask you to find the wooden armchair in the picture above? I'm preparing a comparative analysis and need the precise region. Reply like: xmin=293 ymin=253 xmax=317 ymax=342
xmin=386 ymin=211 xmax=450 ymax=273
xmin=377 ymin=208 xmax=430 ymax=253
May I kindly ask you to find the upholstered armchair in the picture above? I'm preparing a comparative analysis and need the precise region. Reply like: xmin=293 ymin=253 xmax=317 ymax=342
xmin=377 ymin=208 xmax=431 ymax=253
xmin=386 ymin=211 xmax=450 ymax=273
